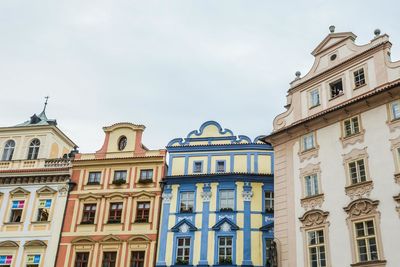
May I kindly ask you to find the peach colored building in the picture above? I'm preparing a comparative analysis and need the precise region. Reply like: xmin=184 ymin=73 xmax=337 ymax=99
xmin=56 ymin=123 xmax=166 ymax=267
xmin=265 ymin=27 xmax=400 ymax=267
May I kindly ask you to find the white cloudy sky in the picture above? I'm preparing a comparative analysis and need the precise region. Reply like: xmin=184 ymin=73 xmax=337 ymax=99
xmin=1 ymin=1 xmax=399 ymax=152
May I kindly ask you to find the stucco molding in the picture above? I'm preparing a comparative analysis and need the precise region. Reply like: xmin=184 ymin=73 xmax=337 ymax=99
xmin=71 ymin=237 xmax=96 ymax=245
xmin=340 ymin=130 xmax=365 ymax=148
xmin=201 ymin=191 xmax=212 ymax=202
xmin=100 ymin=235 xmax=122 ymax=244
xmin=242 ymin=190 xmax=253 ymax=201
xmin=161 ymin=192 xmax=172 ymax=203
xmin=37 ymin=185 xmax=57 ymax=195
xmin=0 ymin=241 xmax=19 ymax=248
xmin=395 ymin=173 xmax=400 ymax=184
xmin=394 ymin=194 xmax=400 ymax=217
xmin=299 ymin=209 xmax=329 ymax=228
xmin=299 ymin=162 xmax=321 ymax=176
xmin=343 ymin=198 xmax=379 ymax=218
xmin=345 ymin=180 xmax=374 ymax=200
xmin=24 ymin=240 xmax=47 ymax=247
xmin=57 ymin=184 xmax=69 ymax=197
xmin=128 ymin=235 xmax=151 ymax=243
xmin=298 ymin=147 xmax=319 ymax=162
xmin=342 ymin=147 xmax=369 ymax=162
xmin=9 ymin=187 xmax=30 ymax=196
xmin=300 ymin=194 xmax=325 ymax=211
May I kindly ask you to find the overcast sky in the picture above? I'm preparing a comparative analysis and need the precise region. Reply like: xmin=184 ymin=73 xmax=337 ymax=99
xmin=1 ymin=1 xmax=399 ymax=152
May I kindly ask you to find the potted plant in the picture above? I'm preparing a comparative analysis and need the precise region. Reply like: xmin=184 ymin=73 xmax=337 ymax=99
xmin=112 ymin=178 xmax=126 ymax=185
xmin=219 ymin=256 xmax=232 ymax=265
xmin=175 ymin=258 xmax=189 ymax=265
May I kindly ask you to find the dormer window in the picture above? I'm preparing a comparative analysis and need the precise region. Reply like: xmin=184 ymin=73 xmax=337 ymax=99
xmin=2 ymin=140 xmax=15 ymax=161
xmin=353 ymin=68 xmax=366 ymax=88
xmin=118 ymin=136 xmax=127 ymax=151
xmin=329 ymin=79 xmax=344 ymax=99
xmin=27 ymin=139 xmax=40 ymax=160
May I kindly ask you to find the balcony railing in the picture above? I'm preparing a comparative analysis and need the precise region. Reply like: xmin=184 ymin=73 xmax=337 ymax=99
xmin=0 ymin=158 xmax=71 ymax=170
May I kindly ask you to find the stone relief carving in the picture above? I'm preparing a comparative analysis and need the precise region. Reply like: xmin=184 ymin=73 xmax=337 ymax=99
xmin=162 ymin=193 xmax=172 ymax=203
xmin=220 ymin=222 xmax=231 ymax=232
xmin=57 ymin=184 xmax=69 ymax=197
xmin=343 ymin=198 xmax=379 ymax=218
xmin=394 ymin=194 xmax=400 ymax=217
xmin=298 ymin=147 xmax=319 ymax=163
xmin=179 ymin=223 xmax=189 ymax=233
xmin=340 ymin=130 xmax=365 ymax=148
xmin=299 ymin=209 xmax=329 ymax=228
xmin=242 ymin=190 xmax=253 ymax=201
xmin=301 ymin=194 xmax=324 ymax=211
xmin=342 ymin=147 xmax=368 ymax=162
xmin=345 ymin=180 xmax=374 ymax=200
xmin=201 ymin=191 xmax=212 ymax=202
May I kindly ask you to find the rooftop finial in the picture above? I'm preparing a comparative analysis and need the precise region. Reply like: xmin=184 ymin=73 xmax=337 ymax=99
xmin=329 ymin=25 xmax=335 ymax=33
xmin=43 ymin=96 xmax=49 ymax=112
xmin=295 ymin=71 xmax=301 ymax=78
xmin=374 ymin=29 xmax=381 ymax=37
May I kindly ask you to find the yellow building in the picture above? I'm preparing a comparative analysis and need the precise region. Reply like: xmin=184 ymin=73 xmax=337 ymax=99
xmin=156 ymin=121 xmax=274 ymax=267
xmin=57 ymin=122 xmax=166 ymax=267
xmin=0 ymin=104 xmax=76 ymax=267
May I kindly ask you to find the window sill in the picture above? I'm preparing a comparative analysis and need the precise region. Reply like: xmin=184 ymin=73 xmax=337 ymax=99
xmin=394 ymin=173 xmax=400 ymax=184
xmin=31 ymin=221 xmax=50 ymax=224
xmin=138 ymin=179 xmax=153 ymax=184
xmin=298 ymin=146 xmax=319 ymax=162
xmin=107 ymin=221 xmax=122 ymax=224
xmin=80 ymin=222 xmax=96 ymax=225
xmin=350 ymin=259 xmax=386 ymax=267
xmin=386 ymin=117 xmax=400 ymax=132
xmin=308 ymin=103 xmax=321 ymax=110
xmin=329 ymin=93 xmax=344 ymax=101
xmin=300 ymin=193 xmax=324 ymax=210
xmin=217 ymin=210 xmax=236 ymax=214
xmin=345 ymin=180 xmax=373 ymax=200
xmin=134 ymin=220 xmax=150 ymax=224
xmin=340 ymin=130 xmax=365 ymax=148
xmin=3 ymin=222 xmax=23 ymax=225
xmin=86 ymin=182 xmax=101 ymax=186
xmin=353 ymin=83 xmax=367 ymax=90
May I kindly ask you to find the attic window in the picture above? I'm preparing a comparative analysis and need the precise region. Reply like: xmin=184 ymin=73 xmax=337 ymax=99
xmin=118 ymin=136 xmax=127 ymax=151
xmin=330 ymin=54 xmax=337 ymax=61
xmin=329 ymin=79 xmax=344 ymax=99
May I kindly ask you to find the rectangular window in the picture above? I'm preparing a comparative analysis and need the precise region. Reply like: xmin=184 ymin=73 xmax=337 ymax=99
xmin=87 ymin=172 xmax=101 ymax=185
xmin=81 ymin=204 xmax=96 ymax=224
xmin=218 ymin=236 xmax=233 ymax=264
xmin=307 ymin=230 xmax=326 ymax=267
xmin=139 ymin=169 xmax=153 ymax=182
xmin=309 ymin=89 xmax=320 ymax=108
xmin=113 ymin=170 xmax=127 ymax=183
xmin=176 ymin=238 xmax=190 ymax=264
xmin=353 ymin=68 xmax=366 ymax=88
xmin=302 ymin=133 xmax=315 ymax=151
xmin=304 ymin=174 xmax=319 ymax=197
xmin=354 ymin=220 xmax=379 ymax=262
xmin=75 ymin=252 xmax=89 ymax=267
xmin=102 ymin=252 xmax=117 ymax=267
xmin=348 ymin=159 xmax=367 ymax=184
xmin=264 ymin=191 xmax=274 ymax=212
xmin=130 ymin=251 xmax=145 ymax=267
xmin=216 ymin=161 xmax=225 ymax=172
xmin=37 ymin=199 xmax=52 ymax=221
xmin=344 ymin=116 xmax=360 ymax=137
xmin=390 ymin=101 xmax=400 ymax=121
xmin=219 ymin=190 xmax=234 ymax=211
xmin=329 ymin=79 xmax=344 ymax=99
xmin=180 ymin=192 xmax=194 ymax=213
xmin=10 ymin=200 xmax=24 ymax=222
xmin=265 ymin=239 xmax=273 ymax=266
xmin=0 ymin=255 xmax=12 ymax=266
xmin=108 ymin=203 xmax=123 ymax=223
xmin=193 ymin=161 xmax=203 ymax=173
xmin=26 ymin=255 xmax=41 ymax=267
xmin=135 ymin=202 xmax=150 ymax=222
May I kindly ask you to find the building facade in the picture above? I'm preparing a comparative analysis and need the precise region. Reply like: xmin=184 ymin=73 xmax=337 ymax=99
xmin=265 ymin=27 xmax=400 ymax=266
xmin=156 ymin=121 xmax=274 ymax=267
xmin=0 ymin=107 xmax=76 ymax=267
xmin=56 ymin=122 xmax=166 ymax=267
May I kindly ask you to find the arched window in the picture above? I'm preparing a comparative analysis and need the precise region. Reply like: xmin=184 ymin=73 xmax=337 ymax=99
xmin=27 ymin=139 xmax=40 ymax=160
xmin=2 ymin=140 xmax=15 ymax=161
xmin=118 ymin=136 xmax=127 ymax=151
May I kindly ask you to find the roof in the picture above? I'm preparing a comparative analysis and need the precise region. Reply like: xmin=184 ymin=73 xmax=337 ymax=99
xmin=15 ymin=110 xmax=57 ymax=127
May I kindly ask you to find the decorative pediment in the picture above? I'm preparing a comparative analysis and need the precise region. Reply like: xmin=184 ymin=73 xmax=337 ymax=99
xmin=0 ymin=241 xmax=19 ymax=248
xmin=131 ymin=191 xmax=156 ymax=199
xmin=105 ymin=192 xmax=128 ymax=199
xmin=212 ymin=217 xmax=239 ymax=232
xmin=128 ymin=235 xmax=151 ymax=243
xmin=171 ymin=219 xmax=197 ymax=233
xmin=100 ymin=235 xmax=121 ymax=243
xmin=260 ymin=221 xmax=274 ymax=232
xmin=78 ymin=193 xmax=102 ymax=200
xmin=24 ymin=240 xmax=47 ymax=247
xmin=36 ymin=186 xmax=57 ymax=195
xmin=299 ymin=209 xmax=329 ymax=228
xmin=312 ymin=32 xmax=357 ymax=56
xmin=343 ymin=198 xmax=379 ymax=218
xmin=9 ymin=187 xmax=30 ymax=196
xmin=71 ymin=237 xmax=95 ymax=244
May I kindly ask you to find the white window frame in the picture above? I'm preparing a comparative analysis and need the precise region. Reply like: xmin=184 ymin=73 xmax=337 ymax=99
xmin=353 ymin=219 xmax=379 ymax=262
xmin=348 ymin=159 xmax=367 ymax=184
xmin=304 ymin=174 xmax=319 ymax=197
xmin=219 ymin=190 xmax=234 ymax=211
xmin=301 ymin=133 xmax=315 ymax=152
xmin=343 ymin=116 xmax=360 ymax=137
xmin=307 ymin=229 xmax=327 ymax=267
xmin=218 ymin=236 xmax=233 ymax=263
xmin=176 ymin=237 xmax=191 ymax=263
xmin=353 ymin=68 xmax=366 ymax=88
xmin=309 ymin=88 xmax=320 ymax=108
xmin=179 ymin=192 xmax=194 ymax=213
xmin=390 ymin=100 xmax=400 ymax=121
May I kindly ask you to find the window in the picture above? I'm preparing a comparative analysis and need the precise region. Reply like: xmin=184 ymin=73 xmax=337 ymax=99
xmin=302 ymin=133 xmax=315 ymax=151
xmin=118 ymin=136 xmax=127 ymax=151
xmin=216 ymin=161 xmax=225 ymax=172
xmin=390 ymin=100 xmax=400 ymax=121
xmin=264 ymin=191 xmax=274 ymax=212
xmin=135 ymin=202 xmax=150 ymax=222
xmin=26 ymin=254 xmax=41 ymax=267
xmin=139 ymin=169 xmax=153 ymax=182
xmin=219 ymin=190 xmax=234 ymax=211
xmin=10 ymin=200 xmax=24 ymax=222
xmin=102 ymin=252 xmax=117 ymax=267
xmin=0 ymin=255 xmax=13 ymax=267
xmin=193 ymin=161 xmax=203 ymax=173
xmin=354 ymin=220 xmax=379 ymax=262
xmin=176 ymin=237 xmax=190 ymax=264
xmin=348 ymin=159 xmax=366 ymax=184
xmin=1 ymin=140 xmax=15 ymax=161
xmin=81 ymin=204 xmax=96 ymax=224
xmin=218 ymin=237 xmax=233 ymax=264
xmin=27 ymin=139 xmax=40 ymax=160
xmin=304 ymin=174 xmax=319 ymax=197
xmin=87 ymin=172 xmax=101 ymax=185
xmin=180 ymin=192 xmax=194 ymax=213
xmin=353 ymin=68 xmax=366 ymax=88
xmin=307 ymin=230 xmax=326 ymax=267
xmin=329 ymin=79 xmax=343 ymax=99
xmin=113 ymin=170 xmax=127 ymax=184
xmin=37 ymin=199 xmax=51 ymax=221
xmin=75 ymin=252 xmax=89 ymax=267
xmin=309 ymin=89 xmax=320 ymax=108
xmin=344 ymin=116 xmax=360 ymax=137
xmin=130 ymin=251 xmax=145 ymax=267
xmin=265 ymin=239 xmax=274 ymax=267
xmin=108 ymin=203 xmax=123 ymax=223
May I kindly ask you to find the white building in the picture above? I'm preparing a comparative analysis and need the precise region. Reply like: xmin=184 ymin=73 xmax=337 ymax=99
xmin=265 ymin=27 xmax=400 ymax=267
xmin=0 ymin=105 xmax=76 ymax=267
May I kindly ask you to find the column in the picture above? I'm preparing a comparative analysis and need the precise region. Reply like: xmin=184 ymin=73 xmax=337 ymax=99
xmin=156 ymin=185 xmax=172 ymax=267
xmin=242 ymin=182 xmax=253 ymax=266
xmin=198 ymin=183 xmax=211 ymax=266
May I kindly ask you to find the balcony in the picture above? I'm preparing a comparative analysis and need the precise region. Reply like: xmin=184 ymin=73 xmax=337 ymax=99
xmin=0 ymin=158 xmax=71 ymax=171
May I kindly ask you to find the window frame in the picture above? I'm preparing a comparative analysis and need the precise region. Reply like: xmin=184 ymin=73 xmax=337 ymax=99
xmin=102 ymin=251 xmax=117 ymax=267
xmin=81 ymin=203 xmax=97 ymax=224
xmin=108 ymin=202 xmax=123 ymax=224
xmin=27 ymin=139 xmax=40 ymax=160
xmin=175 ymin=237 xmax=191 ymax=264
xmin=308 ymin=88 xmax=321 ymax=109
xmin=216 ymin=160 xmax=226 ymax=173
xmin=306 ymin=229 xmax=327 ymax=267
xmin=113 ymin=170 xmax=127 ymax=184
xmin=135 ymin=202 xmax=150 ymax=223
xmin=219 ymin=189 xmax=235 ymax=212
xmin=389 ymin=100 xmax=400 ymax=121
xmin=304 ymin=174 xmax=320 ymax=197
xmin=301 ymin=132 xmax=316 ymax=152
xmin=343 ymin=116 xmax=361 ymax=138
xmin=1 ymin=140 xmax=15 ymax=161
xmin=36 ymin=199 xmax=52 ymax=222
xmin=139 ymin=169 xmax=153 ymax=183
xmin=218 ymin=236 xmax=233 ymax=264
xmin=193 ymin=161 xmax=203 ymax=174
xmin=348 ymin=159 xmax=367 ymax=185
xmin=353 ymin=219 xmax=379 ymax=262
xmin=9 ymin=200 xmax=25 ymax=223
xmin=130 ymin=251 xmax=145 ymax=267
xmin=74 ymin=252 xmax=90 ymax=267
xmin=264 ymin=191 xmax=274 ymax=213
xmin=179 ymin=191 xmax=195 ymax=213
xmin=328 ymin=78 xmax=344 ymax=100
xmin=87 ymin=172 xmax=102 ymax=185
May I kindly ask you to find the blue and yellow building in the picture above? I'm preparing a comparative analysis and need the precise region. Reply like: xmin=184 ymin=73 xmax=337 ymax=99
xmin=156 ymin=121 xmax=274 ymax=267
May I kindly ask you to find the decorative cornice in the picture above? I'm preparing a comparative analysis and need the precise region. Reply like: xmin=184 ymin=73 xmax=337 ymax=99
xmin=242 ymin=190 xmax=253 ymax=201
xmin=300 ymin=194 xmax=324 ymax=211
xmin=162 ymin=192 xmax=172 ymax=203
xmin=201 ymin=191 xmax=212 ymax=202
xmin=299 ymin=209 xmax=329 ymax=228
xmin=343 ymin=198 xmax=379 ymax=218
xmin=0 ymin=175 xmax=69 ymax=186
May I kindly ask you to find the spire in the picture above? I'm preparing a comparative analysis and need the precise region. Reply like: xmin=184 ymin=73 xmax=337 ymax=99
xmin=42 ymin=96 xmax=49 ymax=113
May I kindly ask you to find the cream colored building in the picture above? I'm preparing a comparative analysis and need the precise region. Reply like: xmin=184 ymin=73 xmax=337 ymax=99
xmin=265 ymin=27 xmax=400 ymax=267
xmin=0 ymin=107 xmax=76 ymax=267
